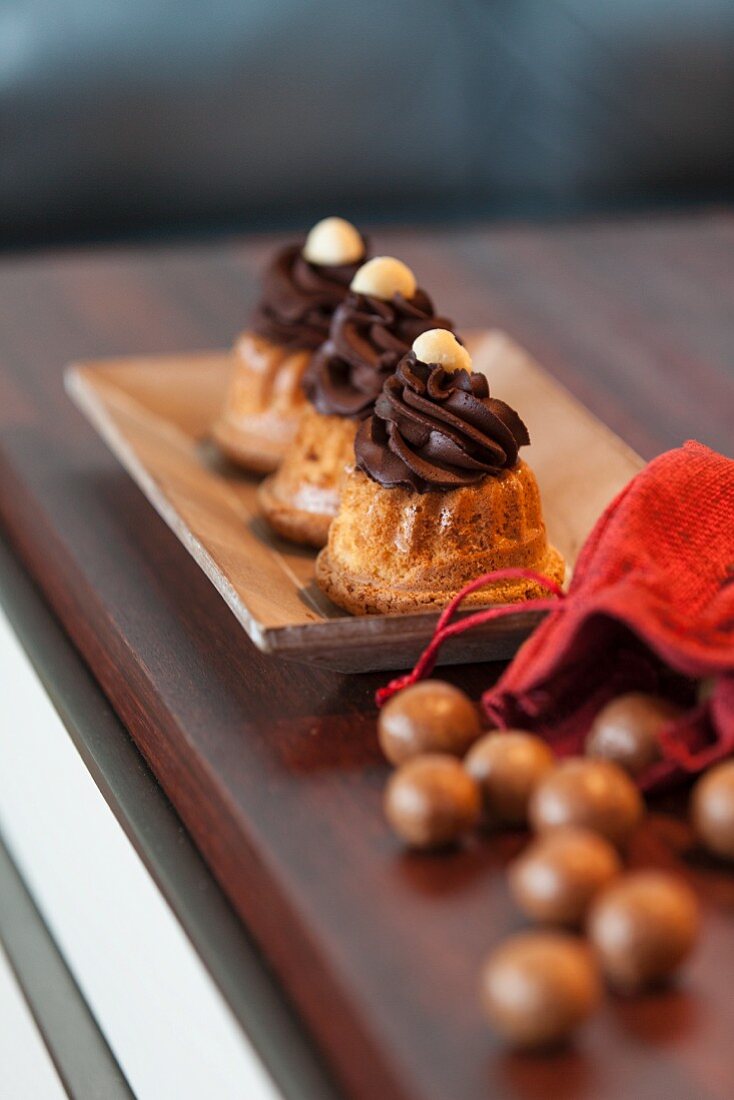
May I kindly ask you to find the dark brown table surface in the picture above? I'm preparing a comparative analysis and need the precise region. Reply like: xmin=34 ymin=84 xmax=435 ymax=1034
xmin=1 ymin=212 xmax=733 ymax=1100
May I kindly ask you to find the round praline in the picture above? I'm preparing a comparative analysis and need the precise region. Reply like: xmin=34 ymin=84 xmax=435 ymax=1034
xmin=479 ymin=931 xmax=602 ymax=1049
xmin=588 ymin=871 xmax=699 ymax=993
xmin=692 ymin=760 xmax=734 ymax=861
xmin=509 ymin=826 xmax=622 ymax=927
xmin=464 ymin=731 xmax=555 ymax=828
xmin=529 ymin=757 xmax=644 ymax=848
xmin=384 ymin=754 xmax=481 ymax=850
xmin=378 ymin=681 xmax=481 ymax=766
xmin=585 ymin=693 xmax=682 ymax=776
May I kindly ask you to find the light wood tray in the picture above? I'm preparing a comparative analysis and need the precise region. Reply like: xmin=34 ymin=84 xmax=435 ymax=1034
xmin=65 ymin=331 xmax=643 ymax=672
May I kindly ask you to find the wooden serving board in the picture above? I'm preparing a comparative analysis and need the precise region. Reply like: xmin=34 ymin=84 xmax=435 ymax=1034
xmin=65 ymin=331 xmax=643 ymax=672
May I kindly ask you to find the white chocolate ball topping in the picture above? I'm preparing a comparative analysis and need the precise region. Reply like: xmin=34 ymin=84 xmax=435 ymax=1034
xmin=412 ymin=329 xmax=471 ymax=373
xmin=350 ymin=256 xmax=417 ymax=301
xmin=302 ymin=217 xmax=364 ymax=266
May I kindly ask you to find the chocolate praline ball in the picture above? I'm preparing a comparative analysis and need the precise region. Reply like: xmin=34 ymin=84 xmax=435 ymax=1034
xmin=585 ymin=693 xmax=682 ymax=776
xmin=510 ymin=827 xmax=622 ymax=927
xmin=480 ymin=931 xmax=602 ymax=1049
xmin=529 ymin=757 xmax=644 ymax=848
xmin=588 ymin=871 xmax=699 ymax=993
xmin=378 ymin=681 xmax=481 ymax=766
xmin=692 ymin=760 xmax=734 ymax=861
xmin=464 ymin=731 xmax=555 ymax=828
xmin=384 ymin=754 xmax=481 ymax=849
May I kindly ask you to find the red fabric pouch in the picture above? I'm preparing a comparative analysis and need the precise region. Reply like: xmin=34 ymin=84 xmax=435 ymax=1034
xmin=381 ymin=442 xmax=734 ymax=792
xmin=483 ymin=441 xmax=734 ymax=790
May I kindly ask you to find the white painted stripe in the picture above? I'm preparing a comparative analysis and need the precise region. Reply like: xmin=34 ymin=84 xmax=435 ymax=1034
xmin=0 ymin=944 xmax=66 ymax=1100
xmin=0 ymin=602 xmax=282 ymax=1100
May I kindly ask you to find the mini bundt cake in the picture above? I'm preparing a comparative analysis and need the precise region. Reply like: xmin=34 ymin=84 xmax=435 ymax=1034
xmin=257 ymin=409 xmax=359 ymax=547
xmin=316 ymin=329 xmax=565 ymax=614
xmin=213 ymin=217 xmax=367 ymax=473
xmin=258 ymin=256 xmax=458 ymax=547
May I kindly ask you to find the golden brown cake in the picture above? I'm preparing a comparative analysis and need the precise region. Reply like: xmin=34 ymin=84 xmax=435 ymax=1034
xmin=258 ymin=257 xmax=458 ymax=546
xmin=213 ymin=333 xmax=311 ymax=473
xmin=213 ymin=217 xmax=367 ymax=473
xmin=317 ymin=463 xmax=564 ymax=614
xmin=257 ymin=407 xmax=357 ymax=547
xmin=316 ymin=329 xmax=564 ymax=614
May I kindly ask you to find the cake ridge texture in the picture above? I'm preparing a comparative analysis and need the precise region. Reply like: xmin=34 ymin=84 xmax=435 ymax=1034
xmin=316 ymin=464 xmax=565 ymax=615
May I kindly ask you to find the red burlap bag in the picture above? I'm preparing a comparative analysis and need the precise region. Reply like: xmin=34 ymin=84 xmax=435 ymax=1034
xmin=379 ymin=442 xmax=734 ymax=791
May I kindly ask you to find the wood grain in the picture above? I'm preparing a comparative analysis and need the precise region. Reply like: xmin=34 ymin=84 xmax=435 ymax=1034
xmin=65 ymin=331 xmax=642 ymax=671
xmin=1 ymin=214 xmax=733 ymax=1100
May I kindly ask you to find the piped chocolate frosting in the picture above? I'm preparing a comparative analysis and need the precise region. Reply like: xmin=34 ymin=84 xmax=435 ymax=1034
xmin=355 ymin=351 xmax=530 ymax=492
xmin=302 ymin=290 xmax=455 ymax=419
xmin=251 ymin=240 xmax=366 ymax=350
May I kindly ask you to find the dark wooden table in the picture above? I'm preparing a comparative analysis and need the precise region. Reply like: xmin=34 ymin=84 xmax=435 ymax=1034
xmin=1 ymin=212 xmax=733 ymax=1100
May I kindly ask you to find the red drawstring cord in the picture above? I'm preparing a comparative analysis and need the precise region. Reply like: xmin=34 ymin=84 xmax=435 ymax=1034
xmin=375 ymin=568 xmax=567 ymax=707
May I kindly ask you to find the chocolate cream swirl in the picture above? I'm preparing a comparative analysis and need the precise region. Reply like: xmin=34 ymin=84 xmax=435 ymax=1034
xmin=302 ymin=290 xmax=455 ymax=418
xmin=251 ymin=240 xmax=366 ymax=351
xmin=355 ymin=352 xmax=530 ymax=492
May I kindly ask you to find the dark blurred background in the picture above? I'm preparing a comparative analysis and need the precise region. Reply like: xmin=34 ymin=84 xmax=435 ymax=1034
xmin=2 ymin=0 xmax=734 ymax=250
